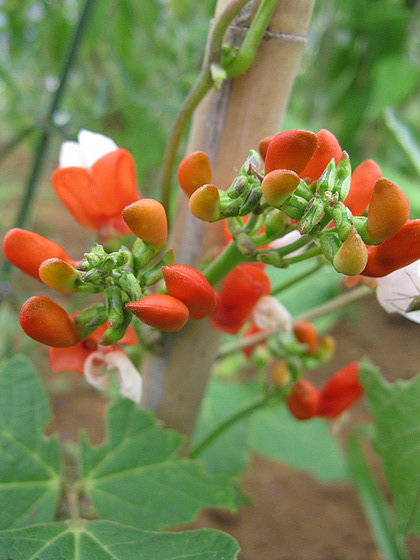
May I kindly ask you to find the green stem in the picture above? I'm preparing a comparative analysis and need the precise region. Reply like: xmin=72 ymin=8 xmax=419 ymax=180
xmin=202 ymin=239 xmax=247 ymax=285
xmin=224 ymin=0 xmax=279 ymax=78
xmin=281 ymin=245 xmax=322 ymax=265
xmin=217 ymin=284 xmax=373 ymax=358
xmin=1 ymin=0 xmax=97 ymax=279
xmin=0 ymin=125 xmax=36 ymax=165
xmin=348 ymin=429 xmax=410 ymax=560
xmin=271 ymin=260 xmax=324 ymax=296
xmin=159 ymin=0 xmax=277 ymax=216
xmin=188 ymin=390 xmax=281 ymax=458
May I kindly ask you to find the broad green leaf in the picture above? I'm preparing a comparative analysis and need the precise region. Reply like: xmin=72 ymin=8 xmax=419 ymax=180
xmin=193 ymin=381 xmax=347 ymax=481
xmin=251 ymin=403 xmax=348 ymax=481
xmin=0 ymin=355 xmax=61 ymax=530
xmin=359 ymin=360 xmax=420 ymax=537
xmin=82 ymin=399 xmax=244 ymax=530
xmin=0 ymin=520 xmax=240 ymax=559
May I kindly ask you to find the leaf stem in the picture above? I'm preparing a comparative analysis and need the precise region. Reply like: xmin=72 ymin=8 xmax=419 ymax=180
xmin=188 ymin=390 xmax=281 ymax=458
xmin=217 ymin=284 xmax=373 ymax=358
xmin=271 ymin=260 xmax=325 ymax=296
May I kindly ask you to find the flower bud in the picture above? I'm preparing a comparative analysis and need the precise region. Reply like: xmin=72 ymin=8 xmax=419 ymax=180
xmin=126 ymin=293 xmax=189 ymax=332
xmin=162 ymin=263 xmax=217 ymax=320
xmin=293 ymin=321 xmax=317 ymax=355
xmin=261 ymin=169 xmax=300 ymax=207
xmin=318 ymin=362 xmax=363 ymax=419
xmin=287 ymin=379 xmax=319 ymax=420
xmin=343 ymin=159 xmax=381 ymax=216
xmin=366 ymin=178 xmax=410 ymax=244
xmin=258 ymin=136 xmax=274 ymax=162
xmin=265 ymin=130 xmax=318 ymax=175
xmin=20 ymin=296 xmax=80 ymax=347
xmin=3 ymin=228 xmax=74 ymax=281
xmin=333 ymin=227 xmax=368 ymax=275
xmin=122 ymin=198 xmax=167 ymax=246
xmin=38 ymin=258 xmax=78 ymax=293
xmin=300 ymin=129 xmax=342 ymax=183
xmin=177 ymin=151 xmax=212 ymax=197
xmin=189 ymin=184 xmax=221 ymax=222
xmin=269 ymin=359 xmax=290 ymax=388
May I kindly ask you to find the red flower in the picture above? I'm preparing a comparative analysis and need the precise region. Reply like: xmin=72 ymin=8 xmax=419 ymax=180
xmin=318 ymin=362 xmax=363 ymax=419
xmin=49 ymin=321 xmax=138 ymax=375
xmin=52 ymin=130 xmax=140 ymax=236
xmin=210 ymin=264 xmax=271 ymax=334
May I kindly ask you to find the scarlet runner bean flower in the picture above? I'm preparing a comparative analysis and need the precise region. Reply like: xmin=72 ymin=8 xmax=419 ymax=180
xmin=375 ymin=260 xmax=420 ymax=324
xmin=177 ymin=151 xmax=212 ymax=197
xmin=3 ymin=228 xmax=76 ymax=281
xmin=332 ymin=227 xmax=368 ymax=276
xmin=162 ymin=263 xmax=217 ymax=320
xmin=52 ymin=130 xmax=141 ymax=237
xmin=210 ymin=264 xmax=271 ymax=334
xmin=299 ymin=129 xmax=342 ymax=183
xmin=264 ymin=129 xmax=318 ymax=175
xmin=20 ymin=296 xmax=81 ymax=347
xmin=362 ymin=219 xmax=420 ymax=277
xmin=122 ymin=198 xmax=168 ymax=247
xmin=49 ymin=322 xmax=141 ymax=403
xmin=343 ymin=159 xmax=382 ymax=216
xmin=318 ymin=362 xmax=363 ymax=419
xmin=126 ymin=293 xmax=190 ymax=332
xmin=286 ymin=379 xmax=319 ymax=420
xmin=293 ymin=321 xmax=318 ymax=355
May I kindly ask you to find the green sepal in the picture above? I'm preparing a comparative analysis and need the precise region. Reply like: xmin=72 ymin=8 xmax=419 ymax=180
xmin=352 ymin=216 xmax=381 ymax=246
xmin=316 ymin=159 xmax=337 ymax=195
xmin=220 ymin=197 xmax=242 ymax=217
xmin=105 ymin=285 xmax=125 ymax=329
xmin=280 ymin=194 xmax=309 ymax=220
xmin=239 ymin=186 xmax=262 ymax=216
xmin=235 ymin=232 xmax=257 ymax=257
xmin=332 ymin=204 xmax=353 ymax=241
xmin=264 ymin=209 xmax=287 ymax=239
xmin=74 ymin=304 xmax=108 ymax=340
xmin=299 ymin=198 xmax=325 ymax=234
xmin=118 ymin=272 xmax=142 ymax=301
xmin=227 ymin=175 xmax=249 ymax=199
xmin=100 ymin=307 xmax=132 ymax=346
xmin=138 ymin=250 xmax=174 ymax=288
xmin=132 ymin=239 xmax=164 ymax=273
xmin=257 ymin=249 xmax=287 ymax=268
xmin=335 ymin=151 xmax=352 ymax=201
xmin=318 ymin=232 xmax=341 ymax=262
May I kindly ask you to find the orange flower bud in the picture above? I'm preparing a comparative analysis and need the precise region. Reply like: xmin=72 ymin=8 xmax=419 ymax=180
xmin=162 ymin=263 xmax=216 ymax=320
xmin=177 ymin=151 xmax=212 ymax=197
xmin=293 ymin=321 xmax=318 ymax=355
xmin=3 ymin=228 xmax=74 ymax=281
xmin=189 ymin=184 xmax=220 ymax=222
xmin=20 ymin=296 xmax=80 ymax=347
xmin=366 ymin=178 xmax=410 ymax=244
xmin=286 ymin=379 xmax=319 ymax=420
xmin=270 ymin=359 xmax=290 ymax=388
xmin=261 ymin=169 xmax=300 ymax=207
xmin=258 ymin=136 xmax=274 ymax=162
xmin=362 ymin=219 xmax=420 ymax=277
xmin=38 ymin=258 xmax=78 ymax=293
xmin=126 ymin=293 xmax=189 ymax=332
xmin=333 ymin=227 xmax=368 ymax=275
xmin=318 ymin=335 xmax=336 ymax=360
xmin=264 ymin=130 xmax=318 ymax=175
xmin=300 ymin=129 xmax=342 ymax=182
xmin=122 ymin=198 xmax=167 ymax=246
xmin=343 ymin=159 xmax=381 ymax=216
xmin=318 ymin=362 xmax=363 ymax=419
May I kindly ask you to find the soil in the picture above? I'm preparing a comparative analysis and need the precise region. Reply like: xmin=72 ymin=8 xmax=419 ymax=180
xmin=2 ymin=153 xmax=420 ymax=559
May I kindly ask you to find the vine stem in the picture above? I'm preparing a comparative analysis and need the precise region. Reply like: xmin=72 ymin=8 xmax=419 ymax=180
xmin=217 ymin=284 xmax=373 ymax=358
xmin=188 ymin=390 xmax=281 ymax=458
xmin=160 ymin=0 xmax=279 ymax=216
xmin=1 ymin=0 xmax=97 ymax=279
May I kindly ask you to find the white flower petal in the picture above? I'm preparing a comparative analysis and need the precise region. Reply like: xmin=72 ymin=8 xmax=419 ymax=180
xmin=252 ymin=295 xmax=292 ymax=331
xmin=58 ymin=140 xmax=85 ymax=168
xmin=77 ymin=129 xmax=118 ymax=168
xmin=84 ymin=351 xmax=111 ymax=392
xmin=269 ymin=230 xmax=307 ymax=258
xmin=103 ymin=351 xmax=143 ymax=404
xmin=376 ymin=260 xmax=420 ymax=324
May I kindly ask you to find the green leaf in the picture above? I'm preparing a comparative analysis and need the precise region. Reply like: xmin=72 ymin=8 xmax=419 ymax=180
xmin=251 ymin=402 xmax=348 ymax=481
xmin=193 ymin=381 xmax=347 ymax=481
xmin=0 ymin=520 xmax=240 ymax=559
xmin=0 ymin=355 xmax=61 ymax=530
xmin=82 ymin=399 xmax=244 ymax=530
xmin=359 ymin=360 xmax=420 ymax=537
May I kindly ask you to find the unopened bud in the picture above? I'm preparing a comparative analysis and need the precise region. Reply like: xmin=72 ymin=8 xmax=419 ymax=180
xmin=333 ymin=227 xmax=368 ymax=275
xmin=189 ymin=184 xmax=221 ymax=222
xmin=39 ymin=258 xmax=78 ymax=293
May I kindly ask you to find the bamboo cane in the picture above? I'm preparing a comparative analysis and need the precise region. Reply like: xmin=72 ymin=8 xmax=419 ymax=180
xmin=141 ymin=0 xmax=315 ymax=439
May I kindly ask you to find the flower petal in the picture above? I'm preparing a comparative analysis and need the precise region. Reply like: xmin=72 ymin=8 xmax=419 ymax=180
xmin=252 ymin=296 xmax=292 ymax=331
xmin=77 ymin=129 xmax=118 ymax=168
xmin=59 ymin=141 xmax=85 ymax=168
xmin=84 ymin=351 xmax=111 ymax=392
xmin=375 ymin=260 xmax=420 ymax=323
xmin=104 ymin=351 xmax=142 ymax=404
xmin=49 ymin=343 xmax=91 ymax=375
